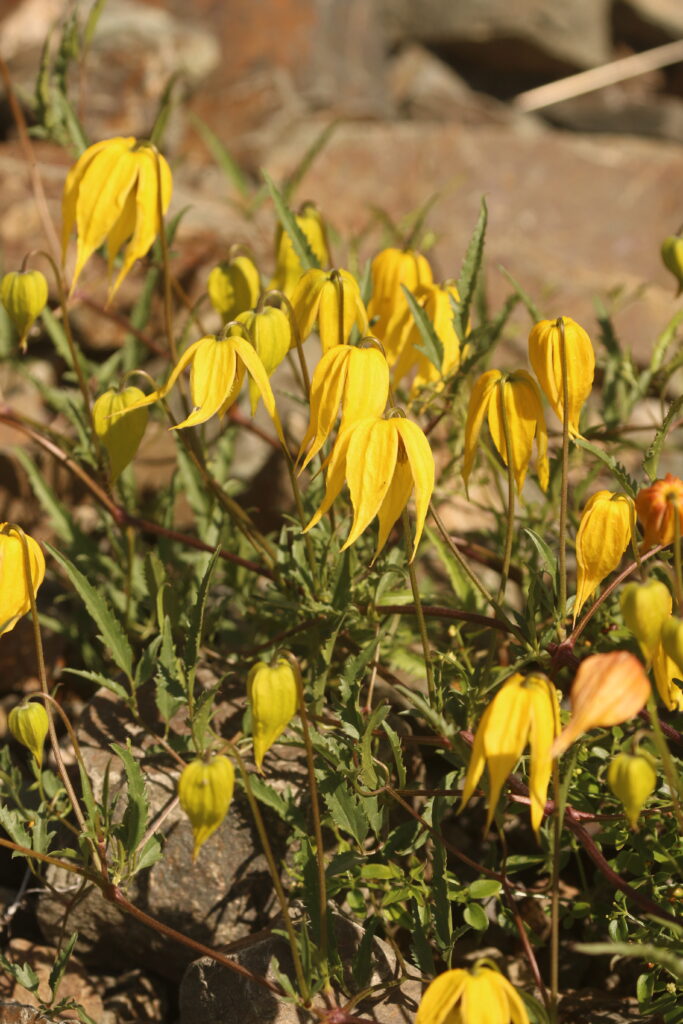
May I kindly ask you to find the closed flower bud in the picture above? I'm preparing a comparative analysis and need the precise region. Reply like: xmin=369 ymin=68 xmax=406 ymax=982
xmin=528 ymin=316 xmax=594 ymax=436
xmin=574 ymin=491 xmax=634 ymax=621
xmin=416 ymin=963 xmax=529 ymax=1024
xmin=661 ymin=616 xmax=683 ymax=674
xmin=178 ymin=755 xmax=235 ymax=861
xmin=661 ymin=235 xmax=683 ymax=295
xmin=8 ymin=701 xmax=49 ymax=767
xmin=269 ymin=202 xmax=330 ymax=297
xmin=552 ymin=651 xmax=651 ymax=758
xmin=0 ymin=524 xmax=46 ymax=636
xmin=207 ymin=254 xmax=261 ymax=322
xmin=620 ymin=579 xmax=672 ymax=658
xmin=635 ymin=474 xmax=683 ymax=550
xmin=236 ymin=307 xmax=291 ymax=413
xmin=607 ymin=751 xmax=657 ymax=829
xmin=0 ymin=270 xmax=48 ymax=352
xmin=367 ymin=247 xmax=433 ymax=348
xmin=291 ymin=268 xmax=367 ymax=352
xmin=248 ymin=659 xmax=298 ymax=770
xmin=92 ymin=387 xmax=149 ymax=483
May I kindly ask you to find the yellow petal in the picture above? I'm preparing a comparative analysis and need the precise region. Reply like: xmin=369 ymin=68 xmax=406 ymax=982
xmin=0 ymin=525 xmax=46 ymax=636
xmin=463 ymin=370 xmax=501 ymax=486
xmin=415 ymin=969 xmax=469 ymax=1024
xmin=178 ymin=756 xmax=234 ymax=861
xmin=574 ymin=491 xmax=634 ymax=621
xmin=480 ymin=677 xmax=535 ymax=830
xmin=339 ymin=347 xmax=390 ymax=433
xmin=298 ymin=346 xmax=351 ymax=470
xmin=394 ymin=417 xmax=435 ymax=559
xmin=173 ymin=336 xmax=237 ymax=429
xmin=92 ymin=386 xmax=149 ymax=482
xmin=304 ymin=421 xmax=362 ymax=534
xmin=238 ymin=307 xmax=291 ymax=414
xmin=248 ymin=659 xmax=298 ymax=770
xmin=652 ymin=642 xmax=683 ymax=711
xmin=528 ymin=317 xmax=594 ymax=435
xmin=61 ymin=137 xmax=133 ymax=264
xmin=374 ymin=455 xmax=414 ymax=558
xmin=290 ymin=268 xmax=326 ymax=341
xmin=527 ymin=675 xmax=560 ymax=833
xmin=342 ymin=418 xmax=398 ymax=549
xmin=460 ymin=971 xmax=509 ymax=1024
xmin=231 ymin=335 xmax=283 ymax=439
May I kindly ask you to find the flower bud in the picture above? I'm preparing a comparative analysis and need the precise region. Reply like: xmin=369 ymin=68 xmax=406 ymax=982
xmin=607 ymin=751 xmax=657 ymax=828
xmin=661 ymin=235 xmax=683 ymax=295
xmin=635 ymin=474 xmax=683 ymax=550
xmin=661 ymin=616 xmax=683 ymax=674
xmin=574 ymin=491 xmax=634 ymax=621
xmin=248 ymin=659 xmax=298 ymax=770
xmin=620 ymin=579 xmax=672 ymax=658
xmin=0 ymin=524 xmax=46 ymax=636
xmin=92 ymin=387 xmax=149 ymax=483
xmin=207 ymin=255 xmax=261 ymax=322
xmin=8 ymin=701 xmax=49 ymax=767
xmin=552 ymin=651 xmax=651 ymax=758
xmin=236 ymin=307 xmax=291 ymax=413
xmin=178 ymin=755 xmax=235 ymax=861
xmin=528 ymin=316 xmax=594 ymax=435
xmin=0 ymin=270 xmax=48 ymax=351
xmin=269 ymin=202 xmax=330 ymax=297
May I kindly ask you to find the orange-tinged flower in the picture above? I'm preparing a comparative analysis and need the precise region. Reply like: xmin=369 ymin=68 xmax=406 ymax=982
xmin=416 ymin=963 xmax=529 ymax=1024
xmin=268 ymin=202 xmax=330 ymax=297
xmin=178 ymin=755 xmax=235 ymax=861
xmin=635 ymin=474 xmax=683 ymax=550
xmin=459 ymin=672 xmax=560 ymax=834
xmin=552 ymin=652 xmax=651 ymax=758
xmin=291 ymin=268 xmax=368 ymax=352
xmin=304 ymin=414 xmax=434 ymax=560
xmin=0 ymin=524 xmax=46 ymax=636
xmin=463 ymin=370 xmax=548 ymax=494
xmin=297 ymin=344 xmax=390 ymax=472
xmin=367 ymin=246 xmax=433 ymax=342
xmin=62 ymin=136 xmax=172 ymax=300
xmin=574 ymin=491 xmax=634 ymax=621
xmin=528 ymin=316 xmax=594 ymax=435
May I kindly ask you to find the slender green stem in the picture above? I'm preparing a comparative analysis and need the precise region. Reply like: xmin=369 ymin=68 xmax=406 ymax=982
xmin=231 ymin=747 xmax=310 ymax=1003
xmin=402 ymin=509 xmax=435 ymax=707
xmin=549 ymin=758 xmax=562 ymax=1023
xmin=557 ymin=317 xmax=570 ymax=640
xmin=646 ymin=694 xmax=683 ymax=833
xmin=154 ymin=149 xmax=178 ymax=363
xmin=496 ymin=379 xmax=516 ymax=603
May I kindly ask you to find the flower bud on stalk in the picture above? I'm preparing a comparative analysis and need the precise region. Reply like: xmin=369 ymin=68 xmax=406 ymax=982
xmin=178 ymin=755 xmax=235 ymax=861
xmin=0 ymin=524 xmax=46 ymax=636
xmin=528 ymin=315 xmax=594 ymax=436
xmin=92 ymin=387 xmax=149 ymax=483
xmin=607 ymin=750 xmax=657 ymax=829
xmin=661 ymin=616 xmax=683 ymax=674
xmin=8 ymin=701 xmax=49 ymax=768
xmin=235 ymin=307 xmax=291 ymax=413
xmin=269 ymin=203 xmax=330 ymax=298
xmin=0 ymin=270 xmax=48 ymax=352
xmin=661 ymin=234 xmax=683 ymax=295
xmin=248 ymin=659 xmax=298 ymax=770
xmin=574 ymin=491 xmax=634 ymax=621
xmin=208 ymin=254 xmax=261 ymax=322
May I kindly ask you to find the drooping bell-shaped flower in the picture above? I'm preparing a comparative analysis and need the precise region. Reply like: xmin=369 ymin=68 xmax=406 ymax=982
xmin=235 ymin=306 xmax=291 ymax=413
xmin=416 ymin=963 xmax=529 ymax=1024
xmin=268 ymin=202 xmax=330 ymax=297
xmin=390 ymin=281 xmax=463 ymax=389
xmin=620 ymin=580 xmax=683 ymax=710
xmin=528 ymin=316 xmax=594 ymax=435
xmin=178 ymin=755 xmax=235 ymax=861
xmin=661 ymin=234 xmax=683 ymax=295
xmin=459 ymin=672 xmax=559 ymax=834
xmin=208 ymin=253 xmax=261 ymax=323
xmin=574 ymin=491 xmax=634 ymax=621
xmin=297 ymin=344 xmax=390 ymax=472
xmin=304 ymin=413 xmax=434 ymax=560
xmin=0 ymin=524 xmax=46 ymax=636
xmin=635 ymin=474 xmax=683 ymax=550
xmin=607 ymin=749 xmax=657 ymax=829
xmin=367 ymin=246 xmax=433 ymax=344
xmin=247 ymin=659 xmax=298 ymax=770
xmin=463 ymin=369 xmax=548 ymax=494
xmin=0 ymin=270 xmax=48 ymax=351
xmin=62 ymin=136 xmax=172 ymax=300
xmin=291 ymin=268 xmax=368 ymax=352
xmin=93 ymin=387 xmax=149 ymax=483
xmin=8 ymin=701 xmax=49 ymax=768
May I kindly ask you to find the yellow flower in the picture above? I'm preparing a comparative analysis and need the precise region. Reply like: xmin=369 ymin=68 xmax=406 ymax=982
xmin=92 ymin=387 xmax=149 ymax=483
xmin=552 ymin=652 xmax=651 ymax=758
xmin=0 ymin=524 xmax=46 ymax=636
xmin=268 ymin=202 xmax=330 ymax=297
xmin=390 ymin=282 xmax=463 ymax=388
xmin=124 ymin=327 xmax=282 ymax=434
xmin=208 ymin=253 xmax=261 ymax=322
xmin=528 ymin=316 xmax=594 ymax=435
xmin=291 ymin=268 xmax=368 ymax=353
xmin=635 ymin=474 xmax=683 ymax=550
xmin=416 ymin=963 xmax=529 ymax=1024
xmin=248 ymin=659 xmax=299 ymax=770
xmin=463 ymin=370 xmax=548 ymax=494
xmin=235 ymin=307 xmax=291 ymax=413
xmin=62 ymin=136 xmax=172 ymax=300
xmin=620 ymin=581 xmax=683 ymax=711
xmin=304 ymin=414 xmax=434 ymax=560
xmin=661 ymin=234 xmax=683 ymax=295
xmin=459 ymin=672 xmax=559 ymax=834
xmin=662 ymin=616 xmax=683 ymax=673
xmin=0 ymin=270 xmax=48 ymax=352
xmin=574 ymin=491 xmax=634 ymax=621
xmin=8 ymin=701 xmax=49 ymax=768
xmin=297 ymin=344 xmax=390 ymax=472
xmin=178 ymin=755 xmax=235 ymax=861
xmin=367 ymin=246 xmax=433 ymax=344
xmin=607 ymin=750 xmax=657 ymax=829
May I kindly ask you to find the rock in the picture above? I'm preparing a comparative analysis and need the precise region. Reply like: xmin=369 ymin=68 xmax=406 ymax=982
xmin=179 ymin=914 xmax=422 ymax=1024
xmin=614 ymin=0 xmax=683 ymax=49
xmin=543 ymin=89 xmax=683 ymax=143
xmin=0 ymin=1006 xmax=60 ymax=1024
xmin=36 ymin=685 xmax=287 ymax=980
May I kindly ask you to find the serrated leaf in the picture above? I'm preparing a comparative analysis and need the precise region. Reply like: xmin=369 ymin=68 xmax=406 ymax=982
xmin=643 ymin=395 xmax=683 ymax=482
xmin=360 ymin=703 xmax=389 ymax=789
xmin=401 ymin=285 xmax=444 ymax=371
xmin=381 ymin=720 xmax=407 ymax=788
xmin=453 ymin=197 xmax=487 ymax=340
xmin=48 ymin=545 xmax=134 ymax=683
xmin=319 ymin=773 xmax=368 ymax=845
xmin=522 ymin=527 xmax=558 ymax=583
xmin=0 ymin=951 xmax=40 ymax=992
xmin=62 ymin=668 xmax=129 ymax=700
xmin=262 ymin=171 xmax=320 ymax=271
xmin=111 ymin=741 xmax=148 ymax=853
xmin=134 ymin=834 xmax=164 ymax=874
xmin=183 ymin=547 xmax=221 ymax=676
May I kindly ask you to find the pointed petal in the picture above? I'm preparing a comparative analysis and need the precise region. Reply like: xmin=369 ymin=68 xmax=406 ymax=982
xmin=298 ymin=346 xmax=350 ymax=470
xmin=109 ymin=148 xmax=171 ymax=301
xmin=172 ymin=337 xmax=237 ymax=429
xmin=123 ymin=337 xmax=206 ymax=413
xmin=342 ymin=418 xmax=397 ymax=549
xmin=374 ymin=455 xmax=413 ymax=558
xmin=481 ymin=679 xmax=534 ymax=830
xmin=291 ymin=268 xmax=325 ymax=342
xmin=232 ymin=335 xmax=283 ymax=439
xmin=527 ymin=675 xmax=559 ymax=833
xmin=415 ymin=970 xmax=468 ymax=1024
xmin=339 ymin=347 xmax=390 ymax=433
xmin=61 ymin=137 xmax=133 ymax=263
xmin=459 ymin=701 xmax=495 ymax=813
xmin=394 ymin=418 xmax=435 ymax=559
xmin=303 ymin=422 xmax=361 ymax=533
xmin=463 ymin=371 xmax=500 ymax=485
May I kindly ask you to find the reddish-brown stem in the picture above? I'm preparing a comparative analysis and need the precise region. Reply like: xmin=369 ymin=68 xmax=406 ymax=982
xmin=373 ymin=603 xmax=511 ymax=632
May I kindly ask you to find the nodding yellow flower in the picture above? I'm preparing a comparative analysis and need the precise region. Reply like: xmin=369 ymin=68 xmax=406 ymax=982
xmin=459 ymin=672 xmax=559 ymax=834
xmin=92 ymin=387 xmax=149 ymax=483
xmin=0 ymin=524 xmax=45 ymax=637
xmin=235 ymin=307 xmax=291 ymax=414
xmin=607 ymin=750 xmax=657 ymax=829
xmin=416 ymin=963 xmax=529 ymax=1024
xmin=662 ymin=616 xmax=683 ymax=674
xmin=268 ymin=202 xmax=330 ymax=297
xmin=635 ymin=474 xmax=683 ymax=550
xmin=123 ymin=327 xmax=282 ymax=435
xmin=552 ymin=651 xmax=651 ymax=758
xmin=463 ymin=370 xmax=548 ymax=494
xmin=304 ymin=414 xmax=434 ymax=560
xmin=367 ymin=246 xmax=433 ymax=343
xmin=208 ymin=253 xmax=261 ymax=322
xmin=661 ymin=234 xmax=683 ymax=295
xmin=8 ymin=701 xmax=49 ymax=768
xmin=390 ymin=282 xmax=463 ymax=389
xmin=248 ymin=659 xmax=298 ymax=770
xmin=0 ymin=270 xmax=48 ymax=352
xmin=574 ymin=491 xmax=635 ymax=622
xmin=290 ymin=268 xmax=368 ymax=352
xmin=620 ymin=580 xmax=683 ymax=711
xmin=528 ymin=316 xmax=594 ymax=435
xmin=62 ymin=136 xmax=172 ymax=300
xmin=178 ymin=755 xmax=235 ymax=861
xmin=297 ymin=344 xmax=390 ymax=472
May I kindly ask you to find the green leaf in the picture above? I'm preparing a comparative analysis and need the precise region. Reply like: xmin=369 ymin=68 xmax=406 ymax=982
xmin=62 ymin=668 xmax=129 ymax=701
xmin=111 ymin=741 xmax=148 ymax=853
xmin=48 ymin=931 xmax=78 ymax=1001
xmin=453 ymin=197 xmax=487 ymax=340
xmin=463 ymin=902 xmax=489 ymax=931
xmin=467 ymin=879 xmax=502 ymax=899
xmin=262 ymin=171 xmax=320 ymax=271
xmin=190 ymin=114 xmax=252 ymax=200
xmin=0 ymin=951 xmax=40 ymax=993
xmin=498 ymin=265 xmax=540 ymax=323
xmin=409 ymin=899 xmax=435 ymax=975
xmin=381 ymin=720 xmax=407 ymax=788
xmin=12 ymin=450 xmax=75 ymax=543
xmin=643 ymin=395 xmax=683 ymax=482
xmin=573 ymin=437 xmax=637 ymax=498
xmin=401 ymin=285 xmax=444 ymax=371
xmin=47 ymin=545 xmax=134 ymax=683
xmin=360 ymin=703 xmax=389 ymax=789
xmin=319 ymin=773 xmax=368 ymax=845
xmin=522 ymin=527 xmax=558 ymax=583
xmin=149 ymin=71 xmax=182 ymax=147
xmin=575 ymin=942 xmax=683 ymax=981
xmin=183 ymin=547 xmax=221 ymax=677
